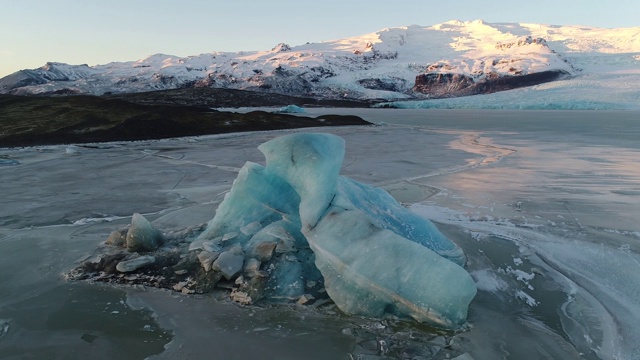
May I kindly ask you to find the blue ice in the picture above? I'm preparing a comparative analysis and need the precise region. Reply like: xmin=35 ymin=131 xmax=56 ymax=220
xmin=277 ymin=105 xmax=306 ymax=113
xmin=197 ymin=133 xmax=476 ymax=328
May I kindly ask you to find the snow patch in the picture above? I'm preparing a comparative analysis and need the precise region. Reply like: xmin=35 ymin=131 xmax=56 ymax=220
xmin=515 ymin=290 xmax=539 ymax=307
xmin=471 ymin=269 xmax=509 ymax=292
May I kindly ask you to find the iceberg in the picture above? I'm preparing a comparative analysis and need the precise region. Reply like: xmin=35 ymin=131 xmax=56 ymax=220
xmin=196 ymin=133 xmax=476 ymax=329
xmin=258 ymin=133 xmax=344 ymax=229
xmin=277 ymin=105 xmax=306 ymax=114
xmin=104 ymin=213 xmax=164 ymax=252
xmin=306 ymin=207 xmax=475 ymax=328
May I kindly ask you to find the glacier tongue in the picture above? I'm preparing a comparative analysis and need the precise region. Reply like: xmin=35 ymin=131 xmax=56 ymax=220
xmin=197 ymin=133 xmax=476 ymax=328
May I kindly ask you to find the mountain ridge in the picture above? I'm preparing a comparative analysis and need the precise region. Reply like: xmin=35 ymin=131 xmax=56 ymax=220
xmin=2 ymin=20 xmax=639 ymax=102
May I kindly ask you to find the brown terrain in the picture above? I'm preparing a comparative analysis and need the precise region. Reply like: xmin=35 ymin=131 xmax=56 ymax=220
xmin=0 ymin=88 xmax=372 ymax=147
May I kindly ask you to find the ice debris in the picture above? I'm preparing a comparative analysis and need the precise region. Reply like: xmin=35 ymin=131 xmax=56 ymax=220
xmin=0 ymin=319 xmax=10 ymax=340
xmin=277 ymin=104 xmax=306 ymax=113
xmin=196 ymin=133 xmax=476 ymax=329
xmin=70 ymin=133 xmax=475 ymax=329
xmin=105 ymin=213 xmax=164 ymax=252
xmin=126 ymin=213 xmax=164 ymax=252
xmin=116 ymin=255 xmax=156 ymax=272
xmin=211 ymin=248 xmax=244 ymax=280
xmin=0 ymin=158 xmax=20 ymax=166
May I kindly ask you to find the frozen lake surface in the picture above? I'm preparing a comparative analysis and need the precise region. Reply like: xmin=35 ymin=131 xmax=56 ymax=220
xmin=1 ymin=109 xmax=639 ymax=359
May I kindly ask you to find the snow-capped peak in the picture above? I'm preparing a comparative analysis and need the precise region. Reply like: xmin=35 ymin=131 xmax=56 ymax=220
xmin=1 ymin=20 xmax=639 ymax=101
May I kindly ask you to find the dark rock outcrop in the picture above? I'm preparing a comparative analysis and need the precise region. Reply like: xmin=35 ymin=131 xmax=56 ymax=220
xmin=495 ymin=36 xmax=548 ymax=50
xmin=357 ymin=77 xmax=407 ymax=92
xmin=0 ymin=93 xmax=372 ymax=147
xmin=413 ymin=73 xmax=476 ymax=97
xmin=271 ymin=43 xmax=291 ymax=52
xmin=413 ymin=70 xmax=571 ymax=98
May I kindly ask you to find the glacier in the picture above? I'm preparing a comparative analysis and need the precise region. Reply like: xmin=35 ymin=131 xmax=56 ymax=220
xmin=2 ymin=20 xmax=639 ymax=109
xmin=196 ymin=133 xmax=476 ymax=329
xmin=380 ymin=71 xmax=640 ymax=110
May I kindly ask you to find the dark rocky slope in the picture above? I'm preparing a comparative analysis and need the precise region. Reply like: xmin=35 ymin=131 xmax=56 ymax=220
xmin=104 ymin=87 xmax=372 ymax=108
xmin=0 ymin=93 xmax=370 ymax=147
xmin=413 ymin=70 xmax=571 ymax=98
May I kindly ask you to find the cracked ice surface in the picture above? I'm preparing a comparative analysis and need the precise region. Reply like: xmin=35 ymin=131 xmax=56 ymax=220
xmin=3 ymin=109 xmax=640 ymax=359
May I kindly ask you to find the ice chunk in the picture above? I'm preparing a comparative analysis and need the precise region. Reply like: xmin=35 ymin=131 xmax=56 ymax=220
xmin=240 ymin=221 xmax=262 ymax=236
xmin=126 ymin=213 xmax=164 ymax=252
xmin=197 ymin=133 xmax=475 ymax=328
xmin=196 ymin=161 xmax=301 ymax=244
xmin=265 ymin=255 xmax=305 ymax=301
xmin=277 ymin=105 xmax=306 ymax=113
xmin=0 ymin=158 xmax=20 ymax=166
xmin=305 ymin=206 xmax=476 ymax=328
xmin=212 ymin=249 xmax=244 ymax=280
xmin=247 ymin=223 xmax=298 ymax=254
xmin=221 ymin=232 xmax=239 ymax=242
xmin=202 ymin=241 xmax=221 ymax=253
xmin=188 ymin=238 xmax=206 ymax=252
xmin=65 ymin=145 xmax=81 ymax=155
xmin=335 ymin=177 xmax=466 ymax=265
xmin=0 ymin=319 xmax=11 ymax=340
xmin=116 ymin=255 xmax=156 ymax=272
xmin=258 ymin=133 xmax=344 ymax=228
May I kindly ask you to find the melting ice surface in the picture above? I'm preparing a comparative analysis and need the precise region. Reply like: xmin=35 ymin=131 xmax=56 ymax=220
xmin=197 ymin=133 xmax=476 ymax=329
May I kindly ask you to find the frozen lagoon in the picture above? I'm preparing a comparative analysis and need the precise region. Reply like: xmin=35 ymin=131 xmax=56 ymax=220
xmin=1 ymin=109 xmax=640 ymax=359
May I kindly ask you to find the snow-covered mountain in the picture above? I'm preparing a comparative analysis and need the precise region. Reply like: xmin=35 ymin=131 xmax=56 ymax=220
xmin=2 ymin=20 xmax=640 ymax=106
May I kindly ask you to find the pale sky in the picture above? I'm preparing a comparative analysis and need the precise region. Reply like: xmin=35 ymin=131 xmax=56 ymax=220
xmin=1 ymin=0 xmax=638 ymax=78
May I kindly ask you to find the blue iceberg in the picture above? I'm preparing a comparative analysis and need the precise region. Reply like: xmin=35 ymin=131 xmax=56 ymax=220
xmin=277 ymin=104 xmax=306 ymax=113
xmin=197 ymin=133 xmax=476 ymax=329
